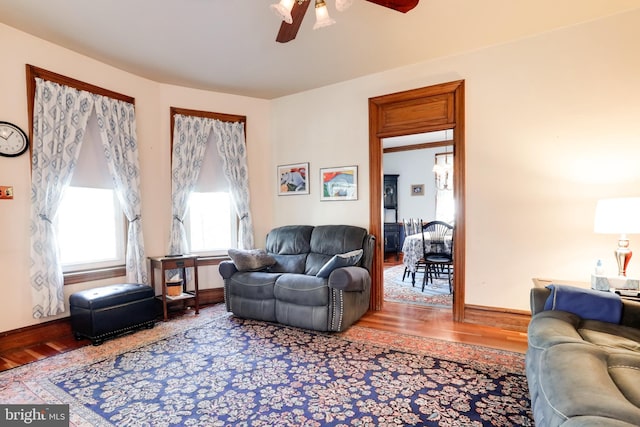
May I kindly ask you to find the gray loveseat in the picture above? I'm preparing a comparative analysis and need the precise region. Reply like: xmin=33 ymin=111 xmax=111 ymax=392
xmin=527 ymin=286 xmax=640 ymax=426
xmin=219 ymin=225 xmax=374 ymax=332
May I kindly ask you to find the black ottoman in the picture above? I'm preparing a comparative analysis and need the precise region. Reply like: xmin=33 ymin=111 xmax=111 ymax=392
xmin=70 ymin=283 xmax=157 ymax=345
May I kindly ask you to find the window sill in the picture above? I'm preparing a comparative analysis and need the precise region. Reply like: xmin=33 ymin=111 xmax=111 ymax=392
xmin=63 ymin=256 xmax=230 ymax=286
xmin=64 ymin=265 xmax=126 ymax=285
xmin=195 ymin=255 xmax=230 ymax=266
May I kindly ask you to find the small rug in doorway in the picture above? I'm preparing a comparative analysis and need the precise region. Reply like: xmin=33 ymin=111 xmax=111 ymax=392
xmin=0 ymin=305 xmax=532 ymax=426
xmin=384 ymin=264 xmax=453 ymax=308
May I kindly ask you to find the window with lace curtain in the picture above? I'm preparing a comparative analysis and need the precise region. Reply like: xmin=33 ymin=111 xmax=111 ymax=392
xmin=169 ymin=108 xmax=246 ymax=256
xmin=184 ymin=154 xmax=237 ymax=255
xmin=56 ymin=111 xmax=126 ymax=271
xmin=434 ymin=152 xmax=454 ymax=223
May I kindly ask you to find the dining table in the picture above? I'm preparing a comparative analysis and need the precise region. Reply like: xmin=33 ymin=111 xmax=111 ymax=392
xmin=402 ymin=232 xmax=453 ymax=285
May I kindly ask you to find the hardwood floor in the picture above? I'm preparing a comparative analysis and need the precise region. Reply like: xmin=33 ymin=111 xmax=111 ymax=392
xmin=0 ymin=259 xmax=528 ymax=372
xmin=357 ymin=302 xmax=528 ymax=353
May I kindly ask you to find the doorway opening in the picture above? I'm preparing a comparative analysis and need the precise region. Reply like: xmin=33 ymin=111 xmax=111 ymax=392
xmin=368 ymin=80 xmax=465 ymax=322
xmin=382 ymin=136 xmax=454 ymax=309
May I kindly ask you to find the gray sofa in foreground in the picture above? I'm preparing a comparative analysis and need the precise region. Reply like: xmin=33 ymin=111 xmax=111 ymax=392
xmin=219 ymin=225 xmax=374 ymax=332
xmin=527 ymin=286 xmax=640 ymax=426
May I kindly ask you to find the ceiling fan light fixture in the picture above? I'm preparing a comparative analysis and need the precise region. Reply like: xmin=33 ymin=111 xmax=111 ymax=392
xmin=270 ymin=0 xmax=295 ymax=24
xmin=313 ymin=0 xmax=336 ymax=30
xmin=335 ymin=0 xmax=354 ymax=12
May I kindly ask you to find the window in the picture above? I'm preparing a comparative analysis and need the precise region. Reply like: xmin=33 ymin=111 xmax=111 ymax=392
xmin=57 ymin=187 xmax=126 ymax=271
xmin=27 ymin=65 xmax=136 ymax=284
xmin=56 ymin=111 xmax=126 ymax=272
xmin=186 ymin=192 xmax=236 ymax=254
xmin=170 ymin=107 xmax=246 ymax=256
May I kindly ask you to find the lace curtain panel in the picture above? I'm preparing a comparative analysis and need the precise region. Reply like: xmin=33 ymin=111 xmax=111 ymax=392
xmin=94 ymin=95 xmax=148 ymax=284
xmin=30 ymin=79 xmax=95 ymax=318
xmin=168 ymin=114 xmax=212 ymax=255
xmin=170 ymin=115 xmax=254 ymax=252
xmin=213 ymin=120 xmax=254 ymax=249
xmin=30 ymin=78 xmax=147 ymax=318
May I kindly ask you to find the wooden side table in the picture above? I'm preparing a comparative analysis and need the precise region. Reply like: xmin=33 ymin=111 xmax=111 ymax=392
xmin=149 ymin=255 xmax=199 ymax=321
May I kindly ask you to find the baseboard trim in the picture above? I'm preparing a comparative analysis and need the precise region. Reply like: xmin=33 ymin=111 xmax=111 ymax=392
xmin=464 ymin=304 xmax=531 ymax=332
xmin=2 ymin=295 xmax=527 ymax=353
xmin=0 ymin=288 xmax=225 ymax=353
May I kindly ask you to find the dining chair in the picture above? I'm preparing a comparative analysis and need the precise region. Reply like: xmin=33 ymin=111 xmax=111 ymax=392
xmin=421 ymin=220 xmax=454 ymax=293
xmin=402 ymin=218 xmax=425 ymax=284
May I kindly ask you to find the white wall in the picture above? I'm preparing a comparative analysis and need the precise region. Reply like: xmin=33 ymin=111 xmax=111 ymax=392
xmin=271 ymin=9 xmax=640 ymax=311
xmin=2 ymin=8 xmax=640 ymax=332
xmin=0 ymin=23 xmax=271 ymax=332
xmin=383 ymin=146 xmax=452 ymax=222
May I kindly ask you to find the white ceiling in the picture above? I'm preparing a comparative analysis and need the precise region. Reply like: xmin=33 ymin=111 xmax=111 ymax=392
xmin=0 ymin=0 xmax=638 ymax=99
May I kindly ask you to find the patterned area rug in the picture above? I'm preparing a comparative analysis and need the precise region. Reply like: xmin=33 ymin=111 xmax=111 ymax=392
xmin=0 ymin=305 xmax=532 ymax=426
xmin=384 ymin=264 xmax=453 ymax=308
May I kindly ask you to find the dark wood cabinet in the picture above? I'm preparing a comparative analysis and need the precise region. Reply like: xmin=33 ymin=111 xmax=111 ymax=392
xmin=384 ymin=174 xmax=399 ymax=209
xmin=383 ymin=174 xmax=400 ymax=259
xmin=384 ymin=223 xmax=401 ymax=258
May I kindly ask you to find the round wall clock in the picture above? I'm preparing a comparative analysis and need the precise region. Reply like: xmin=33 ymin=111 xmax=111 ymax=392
xmin=0 ymin=121 xmax=29 ymax=157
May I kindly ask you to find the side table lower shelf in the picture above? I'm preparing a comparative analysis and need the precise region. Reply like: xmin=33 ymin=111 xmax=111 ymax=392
xmin=164 ymin=292 xmax=197 ymax=302
xmin=149 ymin=255 xmax=200 ymax=321
xmin=155 ymin=292 xmax=199 ymax=318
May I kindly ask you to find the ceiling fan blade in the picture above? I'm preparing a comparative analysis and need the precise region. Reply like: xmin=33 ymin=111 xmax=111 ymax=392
xmin=276 ymin=0 xmax=312 ymax=43
xmin=364 ymin=0 xmax=419 ymax=13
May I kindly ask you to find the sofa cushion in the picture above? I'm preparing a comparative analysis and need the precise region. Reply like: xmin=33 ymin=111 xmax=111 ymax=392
xmin=315 ymin=249 xmax=363 ymax=278
xmin=529 ymin=310 xmax=640 ymax=353
xmin=266 ymin=225 xmax=314 ymax=255
xmin=265 ymin=226 xmax=314 ymax=274
xmin=309 ymin=225 xmax=367 ymax=256
xmin=227 ymin=248 xmax=276 ymax=272
xmin=226 ymin=272 xmax=282 ymax=300
xmin=535 ymin=342 xmax=640 ymax=425
xmin=274 ymin=274 xmax=329 ymax=306
xmin=305 ymin=225 xmax=367 ymax=274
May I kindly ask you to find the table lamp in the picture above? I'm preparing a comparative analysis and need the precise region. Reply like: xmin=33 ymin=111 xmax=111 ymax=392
xmin=594 ymin=197 xmax=640 ymax=276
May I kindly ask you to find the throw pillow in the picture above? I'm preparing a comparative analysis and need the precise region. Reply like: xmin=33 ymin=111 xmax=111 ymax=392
xmin=316 ymin=249 xmax=363 ymax=278
xmin=228 ymin=248 xmax=276 ymax=272
xmin=544 ymin=284 xmax=622 ymax=324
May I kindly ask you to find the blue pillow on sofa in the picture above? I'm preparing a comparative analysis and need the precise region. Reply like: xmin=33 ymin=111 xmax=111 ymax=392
xmin=544 ymin=284 xmax=622 ymax=324
xmin=316 ymin=249 xmax=363 ymax=278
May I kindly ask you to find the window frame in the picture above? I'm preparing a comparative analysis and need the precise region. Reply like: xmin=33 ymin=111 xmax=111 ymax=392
xmin=26 ymin=65 xmax=135 ymax=284
xmin=169 ymin=107 xmax=246 ymax=257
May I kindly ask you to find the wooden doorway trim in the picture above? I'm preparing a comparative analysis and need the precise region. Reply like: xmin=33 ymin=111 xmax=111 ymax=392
xmin=368 ymin=80 xmax=465 ymax=322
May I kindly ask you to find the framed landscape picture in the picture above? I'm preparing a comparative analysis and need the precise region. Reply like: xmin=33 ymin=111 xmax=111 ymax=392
xmin=278 ymin=162 xmax=309 ymax=195
xmin=320 ymin=166 xmax=358 ymax=201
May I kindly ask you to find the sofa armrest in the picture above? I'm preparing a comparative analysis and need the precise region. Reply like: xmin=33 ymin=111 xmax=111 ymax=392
xmin=218 ymin=260 xmax=238 ymax=279
xmin=530 ymin=287 xmax=551 ymax=315
xmin=620 ymin=299 xmax=640 ymax=327
xmin=328 ymin=266 xmax=371 ymax=292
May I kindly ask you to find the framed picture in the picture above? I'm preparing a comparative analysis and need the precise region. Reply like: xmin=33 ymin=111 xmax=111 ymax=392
xmin=278 ymin=162 xmax=309 ymax=195
xmin=411 ymin=184 xmax=424 ymax=196
xmin=320 ymin=166 xmax=358 ymax=201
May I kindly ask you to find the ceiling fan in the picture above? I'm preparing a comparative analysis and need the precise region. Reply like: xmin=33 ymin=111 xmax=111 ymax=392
xmin=271 ymin=0 xmax=419 ymax=43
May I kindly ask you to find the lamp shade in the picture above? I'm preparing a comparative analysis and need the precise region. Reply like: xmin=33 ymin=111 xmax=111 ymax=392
xmin=335 ymin=0 xmax=354 ymax=11
xmin=270 ymin=0 xmax=295 ymax=24
xmin=594 ymin=197 xmax=640 ymax=235
xmin=313 ymin=0 xmax=336 ymax=29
